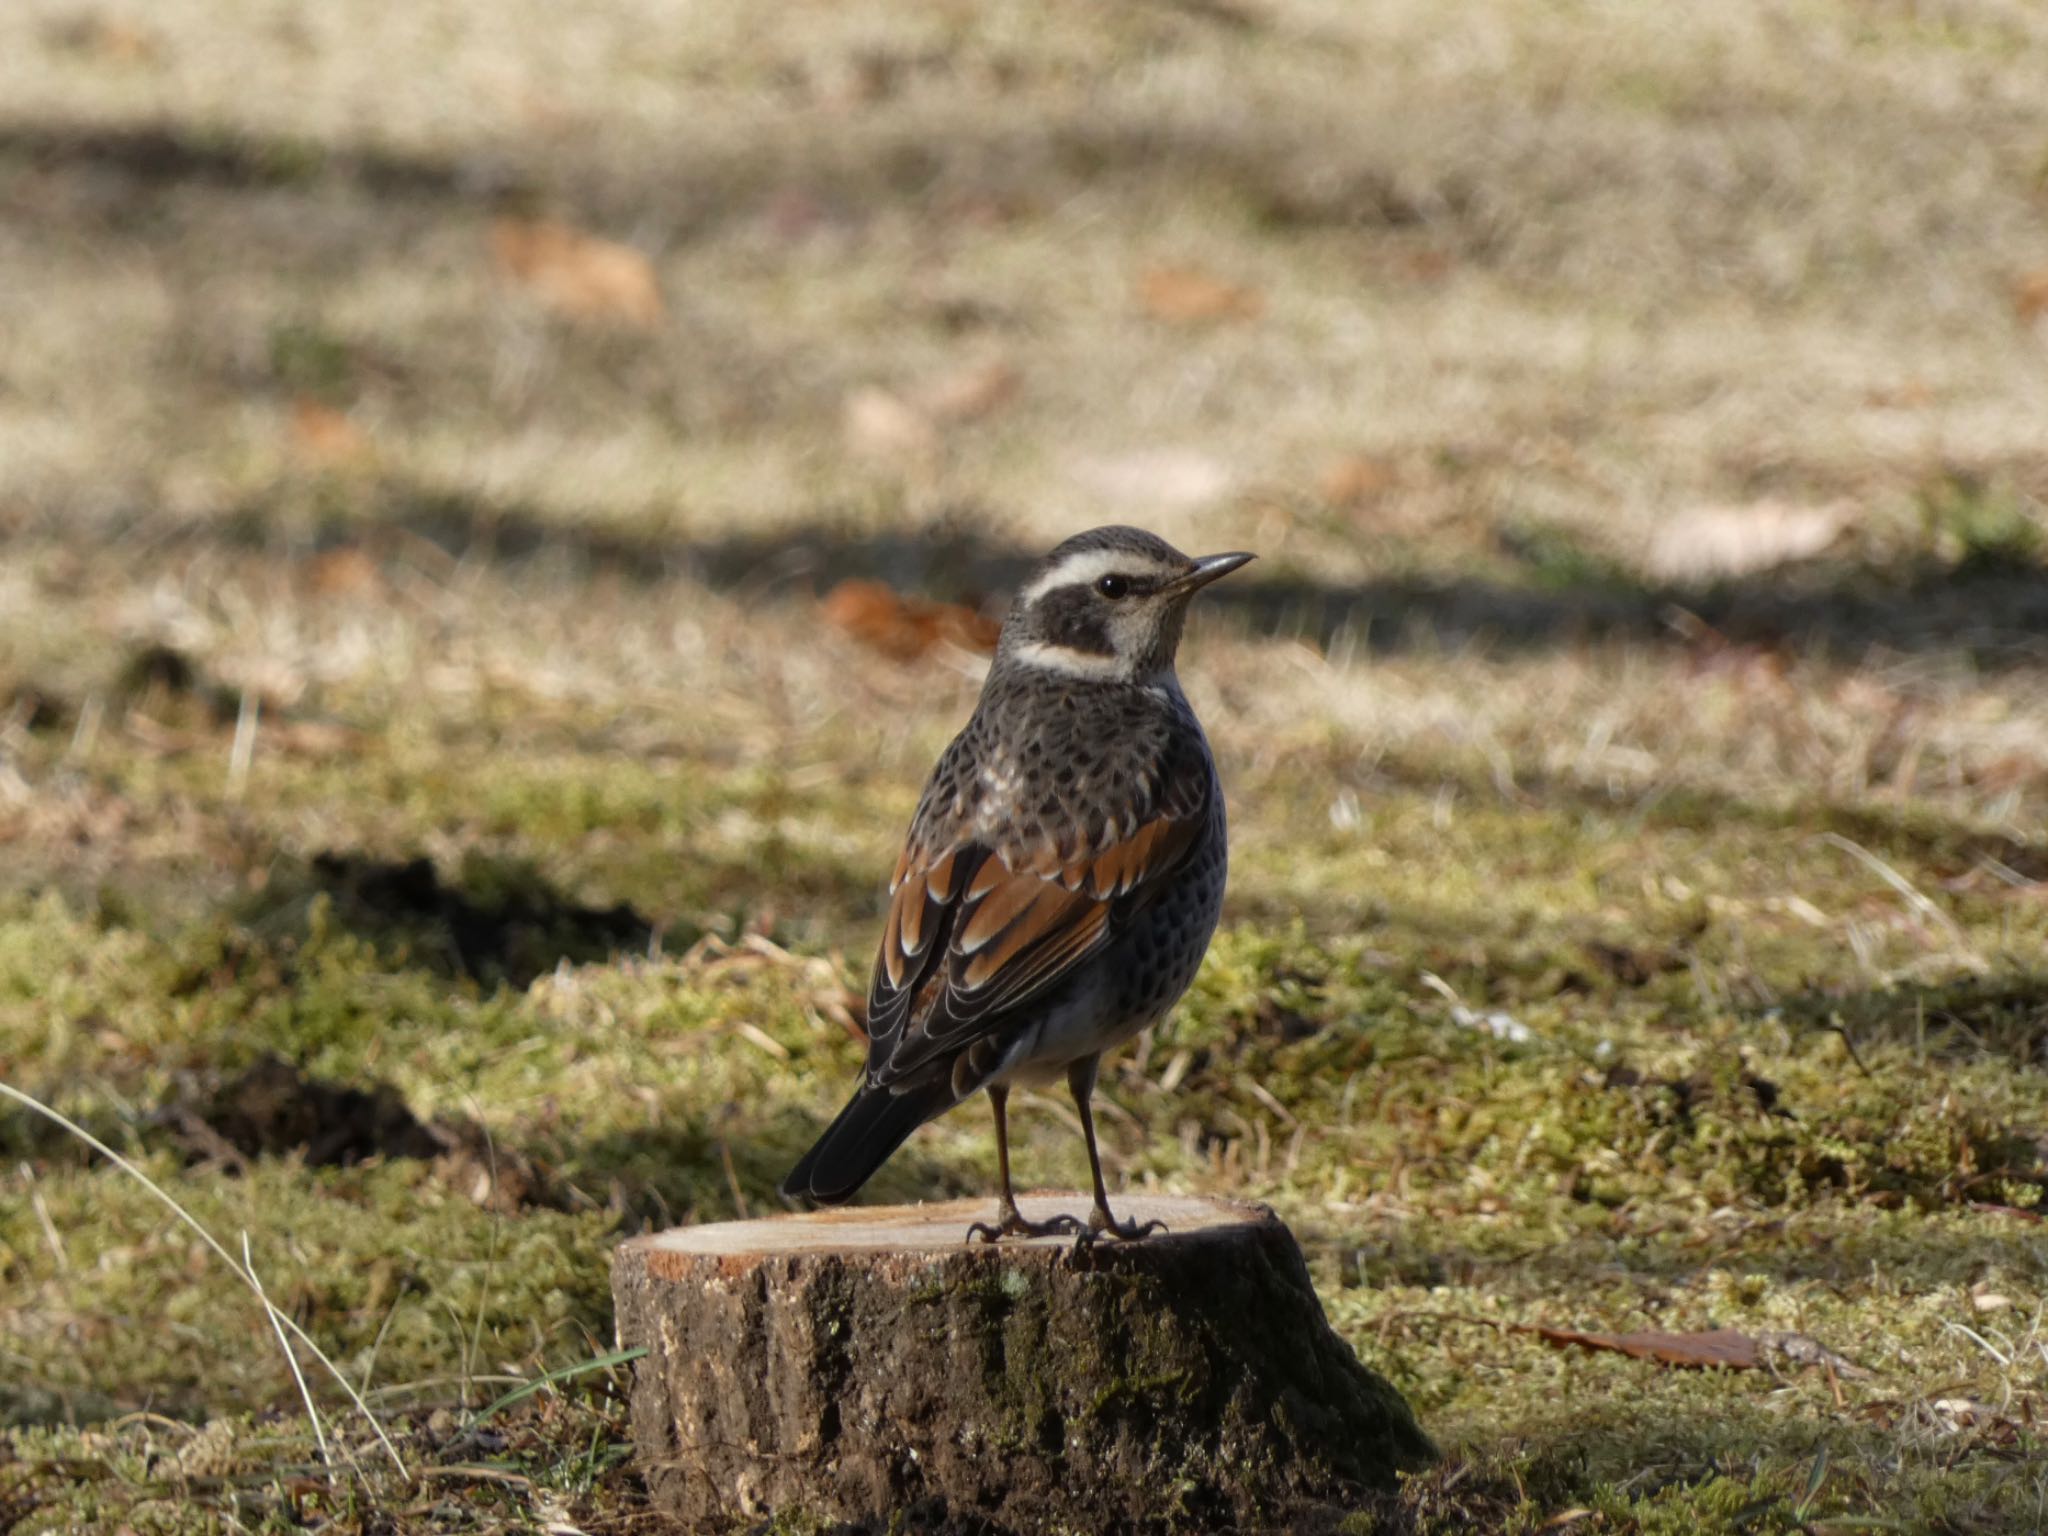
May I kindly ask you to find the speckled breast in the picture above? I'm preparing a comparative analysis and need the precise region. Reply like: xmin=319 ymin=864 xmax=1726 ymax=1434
xmin=1106 ymin=751 xmax=1228 ymax=1034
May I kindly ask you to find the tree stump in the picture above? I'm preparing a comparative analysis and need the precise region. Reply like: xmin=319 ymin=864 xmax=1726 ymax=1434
xmin=611 ymin=1193 xmax=1432 ymax=1533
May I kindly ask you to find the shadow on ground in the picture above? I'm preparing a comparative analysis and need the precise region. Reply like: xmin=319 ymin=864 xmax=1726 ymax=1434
xmin=0 ymin=106 xmax=1487 ymax=251
xmin=574 ymin=1114 xmax=975 ymax=1235
xmin=248 ymin=850 xmax=661 ymax=989
xmin=1770 ymin=972 xmax=2048 ymax=1073
xmin=1330 ymin=1204 xmax=2047 ymax=1302
xmin=102 ymin=493 xmax=2048 ymax=668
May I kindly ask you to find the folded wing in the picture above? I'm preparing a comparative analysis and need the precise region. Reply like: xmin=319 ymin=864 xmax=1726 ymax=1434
xmin=864 ymin=799 xmax=1207 ymax=1088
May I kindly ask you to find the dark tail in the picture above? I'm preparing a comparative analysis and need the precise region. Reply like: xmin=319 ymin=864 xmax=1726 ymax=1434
xmin=780 ymin=1077 xmax=956 ymax=1205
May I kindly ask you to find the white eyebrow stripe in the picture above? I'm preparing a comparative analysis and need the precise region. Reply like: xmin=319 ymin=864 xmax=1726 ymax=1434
xmin=1016 ymin=548 xmax=1179 ymax=606
xmin=1006 ymin=640 xmax=1133 ymax=679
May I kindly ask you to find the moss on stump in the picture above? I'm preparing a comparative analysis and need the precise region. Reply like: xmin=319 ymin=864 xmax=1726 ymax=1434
xmin=611 ymin=1193 xmax=1432 ymax=1533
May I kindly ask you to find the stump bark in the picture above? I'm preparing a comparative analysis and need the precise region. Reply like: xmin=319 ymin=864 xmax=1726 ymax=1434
xmin=611 ymin=1193 xmax=1432 ymax=1533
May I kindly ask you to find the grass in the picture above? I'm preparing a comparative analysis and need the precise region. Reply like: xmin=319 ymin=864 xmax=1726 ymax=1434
xmin=4 ymin=0 xmax=2048 ymax=1531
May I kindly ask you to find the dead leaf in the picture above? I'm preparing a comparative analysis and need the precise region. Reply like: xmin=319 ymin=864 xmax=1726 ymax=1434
xmin=916 ymin=356 xmax=1019 ymax=422
xmin=288 ymin=400 xmax=372 ymax=468
xmin=1866 ymin=380 xmax=1934 ymax=409
xmin=1521 ymin=1324 xmax=1865 ymax=1376
xmin=490 ymin=218 xmax=664 ymax=327
xmin=2014 ymin=269 xmax=2048 ymax=326
xmin=842 ymin=387 xmax=939 ymax=469
xmin=1530 ymin=1324 xmax=1757 ymax=1367
xmin=1643 ymin=500 xmax=1853 ymax=583
xmin=302 ymin=546 xmax=379 ymax=598
xmin=1138 ymin=265 xmax=1263 ymax=323
xmin=49 ymin=15 xmax=158 ymax=63
xmin=1404 ymin=247 xmax=1455 ymax=282
xmin=1319 ymin=454 xmax=1397 ymax=508
xmin=286 ymin=399 xmax=370 ymax=473
xmin=821 ymin=579 xmax=999 ymax=662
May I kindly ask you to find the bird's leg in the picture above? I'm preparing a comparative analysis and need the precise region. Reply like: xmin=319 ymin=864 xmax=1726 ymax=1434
xmin=1070 ymin=1057 xmax=1165 ymax=1242
xmin=965 ymin=1085 xmax=1084 ymax=1242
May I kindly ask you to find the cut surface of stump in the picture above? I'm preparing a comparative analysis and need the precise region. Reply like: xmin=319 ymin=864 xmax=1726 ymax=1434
xmin=612 ymin=1193 xmax=1432 ymax=1534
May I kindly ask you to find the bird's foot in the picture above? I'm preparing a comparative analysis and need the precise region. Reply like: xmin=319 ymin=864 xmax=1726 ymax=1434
xmin=1077 ymin=1206 xmax=1167 ymax=1244
xmin=965 ymin=1204 xmax=1088 ymax=1244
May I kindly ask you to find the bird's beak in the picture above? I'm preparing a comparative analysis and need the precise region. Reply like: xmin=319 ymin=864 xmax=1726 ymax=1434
xmin=1167 ymin=551 xmax=1255 ymax=595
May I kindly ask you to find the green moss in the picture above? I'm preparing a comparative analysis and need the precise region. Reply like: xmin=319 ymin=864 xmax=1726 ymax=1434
xmin=21 ymin=713 xmax=2044 ymax=1526
xmin=1086 ymin=1370 xmax=1193 ymax=1422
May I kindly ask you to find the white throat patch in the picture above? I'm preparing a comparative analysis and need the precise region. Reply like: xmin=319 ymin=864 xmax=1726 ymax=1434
xmin=1006 ymin=640 xmax=1132 ymax=679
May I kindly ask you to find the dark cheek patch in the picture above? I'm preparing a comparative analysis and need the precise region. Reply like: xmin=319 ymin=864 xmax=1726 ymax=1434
xmin=1036 ymin=587 xmax=1116 ymax=655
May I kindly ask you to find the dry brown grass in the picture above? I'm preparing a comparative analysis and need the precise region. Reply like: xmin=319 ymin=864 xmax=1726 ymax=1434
xmin=3 ymin=0 xmax=2046 ymax=566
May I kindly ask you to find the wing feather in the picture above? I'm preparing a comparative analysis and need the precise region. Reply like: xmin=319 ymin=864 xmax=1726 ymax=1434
xmin=862 ymin=796 xmax=1207 ymax=1087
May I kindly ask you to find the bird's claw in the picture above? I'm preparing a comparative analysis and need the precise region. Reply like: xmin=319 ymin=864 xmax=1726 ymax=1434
xmin=965 ymin=1208 xmax=1088 ymax=1244
xmin=1084 ymin=1211 xmax=1167 ymax=1244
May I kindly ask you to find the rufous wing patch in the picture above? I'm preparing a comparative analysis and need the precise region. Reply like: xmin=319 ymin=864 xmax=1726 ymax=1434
xmin=925 ymin=850 xmax=959 ymax=903
xmin=1083 ymin=814 xmax=1198 ymax=899
xmin=960 ymin=881 xmax=1101 ymax=991
xmin=868 ymin=791 xmax=1207 ymax=1078
xmin=968 ymin=854 xmax=1009 ymax=901
xmin=899 ymin=877 xmax=928 ymax=955
xmin=959 ymin=871 xmax=1047 ymax=952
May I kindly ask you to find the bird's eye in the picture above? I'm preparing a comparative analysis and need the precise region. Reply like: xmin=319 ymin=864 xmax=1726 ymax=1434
xmin=1094 ymin=574 xmax=1131 ymax=599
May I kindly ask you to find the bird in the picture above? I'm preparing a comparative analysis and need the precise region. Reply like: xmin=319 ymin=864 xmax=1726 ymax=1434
xmin=780 ymin=525 xmax=1253 ymax=1240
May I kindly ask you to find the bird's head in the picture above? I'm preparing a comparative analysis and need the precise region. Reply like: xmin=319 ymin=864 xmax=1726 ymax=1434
xmin=997 ymin=525 xmax=1254 ymax=684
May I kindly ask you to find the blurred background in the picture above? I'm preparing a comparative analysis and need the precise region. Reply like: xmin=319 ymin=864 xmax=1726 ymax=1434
xmin=4 ymin=3 xmax=2048 ymax=1532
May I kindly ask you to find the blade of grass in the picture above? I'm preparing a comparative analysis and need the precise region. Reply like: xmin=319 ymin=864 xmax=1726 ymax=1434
xmin=0 ymin=1079 xmax=410 ymax=1480
xmin=244 ymin=1228 xmax=339 ymax=1474
xmin=469 ymin=1346 xmax=647 ymax=1428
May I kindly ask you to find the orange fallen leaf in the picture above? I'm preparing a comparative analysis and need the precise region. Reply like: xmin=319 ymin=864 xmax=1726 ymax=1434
xmin=821 ymin=580 xmax=1000 ymax=662
xmin=1138 ymin=265 xmax=1263 ymax=323
xmin=1403 ymin=247 xmax=1454 ymax=282
xmin=2014 ymin=268 xmax=2048 ymax=326
xmin=51 ymin=15 xmax=159 ymax=63
xmin=99 ymin=20 xmax=155 ymax=60
xmin=302 ymin=546 xmax=379 ymax=598
xmin=1866 ymin=379 xmax=1934 ymax=409
xmin=1529 ymin=1325 xmax=1762 ymax=1368
xmin=288 ymin=400 xmax=372 ymax=468
xmin=1319 ymin=453 xmax=1397 ymax=507
xmin=1521 ymin=1323 xmax=1869 ymax=1376
xmin=916 ymin=356 xmax=1019 ymax=422
xmin=490 ymin=218 xmax=664 ymax=327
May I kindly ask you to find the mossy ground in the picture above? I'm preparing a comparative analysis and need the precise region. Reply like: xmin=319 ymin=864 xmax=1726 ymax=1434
xmin=5 ymin=1 xmax=2048 ymax=1532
